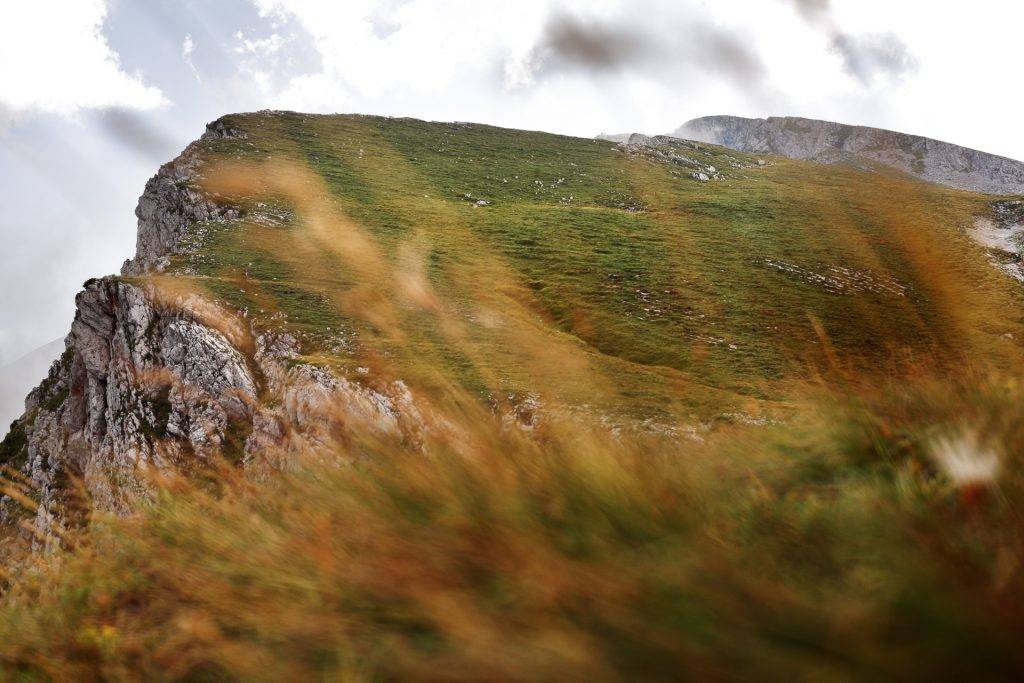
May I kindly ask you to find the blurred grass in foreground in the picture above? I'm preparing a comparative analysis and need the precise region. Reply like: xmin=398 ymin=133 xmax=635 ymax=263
xmin=3 ymin=369 xmax=1024 ymax=680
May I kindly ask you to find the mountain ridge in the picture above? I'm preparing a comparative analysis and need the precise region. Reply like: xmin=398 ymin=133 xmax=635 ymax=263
xmin=671 ymin=114 xmax=1024 ymax=194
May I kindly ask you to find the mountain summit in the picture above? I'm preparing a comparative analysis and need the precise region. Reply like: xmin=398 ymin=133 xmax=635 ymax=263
xmin=673 ymin=115 xmax=1024 ymax=195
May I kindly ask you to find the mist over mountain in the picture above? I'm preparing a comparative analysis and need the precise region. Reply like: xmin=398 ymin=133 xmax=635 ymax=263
xmin=0 ymin=338 xmax=63 ymax=432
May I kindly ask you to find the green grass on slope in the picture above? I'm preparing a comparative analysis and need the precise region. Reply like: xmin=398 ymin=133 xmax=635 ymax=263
xmin=162 ymin=112 xmax=1024 ymax=420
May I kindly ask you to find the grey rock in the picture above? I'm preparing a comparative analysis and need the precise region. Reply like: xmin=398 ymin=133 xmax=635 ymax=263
xmin=202 ymin=119 xmax=248 ymax=140
xmin=2 ymin=278 xmax=261 ymax=540
xmin=122 ymin=119 xmax=242 ymax=276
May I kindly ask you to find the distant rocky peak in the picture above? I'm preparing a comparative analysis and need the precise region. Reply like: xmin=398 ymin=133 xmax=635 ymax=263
xmin=672 ymin=115 xmax=1024 ymax=195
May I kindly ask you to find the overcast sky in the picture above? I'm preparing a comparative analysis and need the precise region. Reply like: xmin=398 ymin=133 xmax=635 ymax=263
xmin=1 ymin=0 xmax=1023 ymax=371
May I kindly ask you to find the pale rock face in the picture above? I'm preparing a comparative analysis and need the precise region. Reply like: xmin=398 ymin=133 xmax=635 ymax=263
xmin=121 ymin=125 xmax=242 ymax=276
xmin=6 ymin=273 xmax=420 ymax=543
xmin=7 ymin=277 xmax=260 ymax=540
xmin=1 ymin=117 xmax=422 ymax=543
xmin=970 ymin=200 xmax=1024 ymax=281
xmin=673 ymin=115 xmax=1024 ymax=195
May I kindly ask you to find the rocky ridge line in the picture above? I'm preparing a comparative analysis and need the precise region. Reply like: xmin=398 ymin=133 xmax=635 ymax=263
xmin=672 ymin=115 xmax=1024 ymax=195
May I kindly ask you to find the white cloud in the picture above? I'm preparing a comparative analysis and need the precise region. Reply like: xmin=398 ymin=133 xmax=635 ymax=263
xmin=0 ymin=0 xmax=165 ymax=116
xmin=240 ymin=0 xmax=1024 ymax=163
xmin=182 ymin=33 xmax=201 ymax=81
xmin=275 ymin=72 xmax=348 ymax=112
xmin=243 ymin=0 xmax=906 ymax=133
xmin=234 ymin=31 xmax=285 ymax=55
xmin=252 ymin=0 xmax=552 ymax=105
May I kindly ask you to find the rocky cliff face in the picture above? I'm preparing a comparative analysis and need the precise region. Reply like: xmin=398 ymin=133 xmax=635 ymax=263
xmin=0 ymin=119 xmax=421 ymax=544
xmin=121 ymin=121 xmax=242 ymax=276
xmin=673 ymin=115 xmax=1024 ymax=195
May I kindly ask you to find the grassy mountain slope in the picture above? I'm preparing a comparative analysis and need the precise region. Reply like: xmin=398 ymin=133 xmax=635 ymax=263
xmin=4 ymin=113 xmax=1024 ymax=679
xmin=165 ymin=113 xmax=1022 ymax=418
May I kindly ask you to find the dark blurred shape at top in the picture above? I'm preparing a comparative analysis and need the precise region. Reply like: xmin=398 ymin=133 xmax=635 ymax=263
xmin=95 ymin=107 xmax=177 ymax=162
